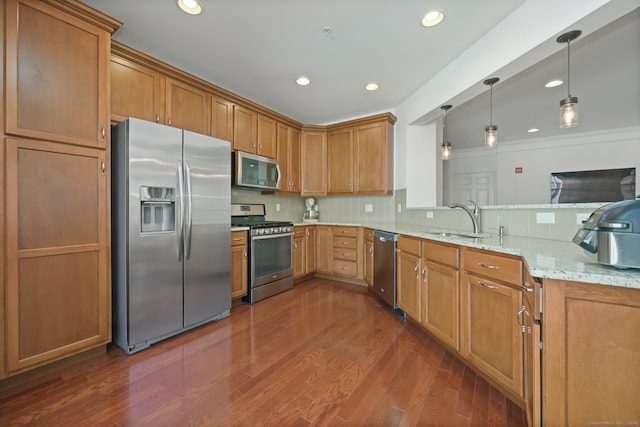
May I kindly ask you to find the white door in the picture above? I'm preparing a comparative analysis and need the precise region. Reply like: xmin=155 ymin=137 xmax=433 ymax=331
xmin=453 ymin=172 xmax=495 ymax=205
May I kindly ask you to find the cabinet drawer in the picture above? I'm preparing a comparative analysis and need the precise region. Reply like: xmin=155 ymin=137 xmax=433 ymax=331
xmin=294 ymin=226 xmax=305 ymax=238
xmin=231 ymin=231 xmax=248 ymax=246
xmin=364 ymin=227 xmax=374 ymax=242
xmin=333 ymin=259 xmax=357 ymax=277
xmin=398 ymin=236 xmax=421 ymax=256
xmin=464 ymin=249 xmax=522 ymax=285
xmin=423 ymin=240 xmax=459 ymax=268
xmin=333 ymin=226 xmax=357 ymax=237
xmin=333 ymin=235 xmax=357 ymax=249
xmin=333 ymin=247 xmax=357 ymax=261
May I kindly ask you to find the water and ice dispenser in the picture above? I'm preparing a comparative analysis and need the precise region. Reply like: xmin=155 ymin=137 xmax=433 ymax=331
xmin=139 ymin=186 xmax=176 ymax=233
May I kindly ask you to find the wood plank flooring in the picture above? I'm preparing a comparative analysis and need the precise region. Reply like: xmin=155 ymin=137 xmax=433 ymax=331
xmin=0 ymin=279 xmax=526 ymax=426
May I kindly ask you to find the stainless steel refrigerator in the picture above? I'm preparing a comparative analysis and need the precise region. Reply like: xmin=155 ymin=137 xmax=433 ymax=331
xmin=111 ymin=118 xmax=231 ymax=354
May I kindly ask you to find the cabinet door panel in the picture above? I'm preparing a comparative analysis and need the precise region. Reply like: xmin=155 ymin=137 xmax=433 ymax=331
xmin=231 ymin=244 xmax=248 ymax=298
xmin=461 ymin=272 xmax=523 ymax=396
xmin=301 ymin=131 xmax=327 ymax=195
xmin=211 ymin=96 xmax=234 ymax=142
xmin=257 ymin=115 xmax=277 ymax=158
xmin=423 ymin=261 xmax=459 ymax=350
xmin=354 ymin=122 xmax=388 ymax=193
xmin=111 ymin=57 xmax=164 ymax=124
xmin=328 ymin=128 xmax=354 ymax=193
xmin=305 ymin=227 xmax=317 ymax=274
xmin=233 ymin=106 xmax=257 ymax=153
xmin=289 ymin=128 xmax=301 ymax=193
xmin=397 ymin=251 xmax=421 ymax=322
xmin=6 ymin=0 xmax=110 ymax=147
xmin=6 ymin=139 xmax=109 ymax=372
xmin=166 ymin=79 xmax=210 ymax=135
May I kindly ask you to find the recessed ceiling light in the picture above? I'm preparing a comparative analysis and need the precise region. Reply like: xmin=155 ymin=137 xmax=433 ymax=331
xmin=296 ymin=76 xmax=310 ymax=86
xmin=528 ymin=128 xmax=540 ymax=133
xmin=178 ymin=0 xmax=202 ymax=15
xmin=365 ymin=83 xmax=379 ymax=91
xmin=545 ymin=80 xmax=563 ymax=88
xmin=421 ymin=10 xmax=444 ymax=27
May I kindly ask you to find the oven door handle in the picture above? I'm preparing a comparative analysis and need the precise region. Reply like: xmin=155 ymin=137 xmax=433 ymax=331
xmin=251 ymin=232 xmax=295 ymax=240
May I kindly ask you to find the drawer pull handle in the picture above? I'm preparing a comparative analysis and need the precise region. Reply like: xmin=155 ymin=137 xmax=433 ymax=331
xmin=522 ymin=283 xmax=534 ymax=293
xmin=478 ymin=262 xmax=499 ymax=269
xmin=341 ymin=253 xmax=349 ymax=256
xmin=478 ymin=281 xmax=498 ymax=290
xmin=232 ymin=238 xmax=243 ymax=241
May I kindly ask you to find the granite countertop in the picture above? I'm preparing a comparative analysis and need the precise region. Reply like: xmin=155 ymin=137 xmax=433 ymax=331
xmin=231 ymin=226 xmax=249 ymax=232
xmin=296 ymin=221 xmax=640 ymax=289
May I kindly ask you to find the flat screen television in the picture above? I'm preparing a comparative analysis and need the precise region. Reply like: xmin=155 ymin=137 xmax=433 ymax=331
xmin=550 ymin=168 xmax=636 ymax=204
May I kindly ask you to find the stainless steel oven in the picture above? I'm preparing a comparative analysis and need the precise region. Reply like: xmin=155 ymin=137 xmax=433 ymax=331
xmin=232 ymin=204 xmax=294 ymax=303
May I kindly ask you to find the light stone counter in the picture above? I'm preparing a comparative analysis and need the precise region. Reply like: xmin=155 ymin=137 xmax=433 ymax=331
xmin=303 ymin=221 xmax=640 ymax=289
xmin=231 ymin=226 xmax=249 ymax=232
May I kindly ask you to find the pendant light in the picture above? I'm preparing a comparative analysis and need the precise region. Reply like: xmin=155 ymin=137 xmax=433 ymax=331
xmin=441 ymin=105 xmax=452 ymax=160
xmin=557 ymin=30 xmax=581 ymax=128
xmin=483 ymin=77 xmax=499 ymax=148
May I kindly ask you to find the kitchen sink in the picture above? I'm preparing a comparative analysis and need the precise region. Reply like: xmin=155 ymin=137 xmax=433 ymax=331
xmin=423 ymin=230 xmax=489 ymax=239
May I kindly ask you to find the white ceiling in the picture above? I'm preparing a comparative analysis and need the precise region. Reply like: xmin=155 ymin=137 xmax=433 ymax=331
xmin=80 ymin=0 xmax=526 ymax=125
xmin=445 ymin=8 xmax=640 ymax=149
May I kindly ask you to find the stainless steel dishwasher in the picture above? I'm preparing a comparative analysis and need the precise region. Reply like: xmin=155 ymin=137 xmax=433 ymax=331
xmin=373 ymin=230 xmax=399 ymax=309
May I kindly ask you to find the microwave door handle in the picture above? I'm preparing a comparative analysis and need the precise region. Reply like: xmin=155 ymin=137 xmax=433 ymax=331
xmin=275 ymin=162 xmax=282 ymax=190
xmin=176 ymin=161 xmax=184 ymax=261
xmin=184 ymin=161 xmax=193 ymax=260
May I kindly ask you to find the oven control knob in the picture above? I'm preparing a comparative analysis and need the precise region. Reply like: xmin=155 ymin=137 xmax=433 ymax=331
xmin=265 ymin=228 xmax=272 ymax=234
xmin=257 ymin=228 xmax=265 ymax=235
xmin=286 ymin=226 xmax=293 ymax=232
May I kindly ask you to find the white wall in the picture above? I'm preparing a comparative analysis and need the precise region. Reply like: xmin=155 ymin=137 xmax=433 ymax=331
xmin=496 ymin=127 xmax=640 ymax=204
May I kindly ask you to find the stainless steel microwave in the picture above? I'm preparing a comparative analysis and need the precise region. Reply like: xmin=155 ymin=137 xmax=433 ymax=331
xmin=232 ymin=151 xmax=281 ymax=191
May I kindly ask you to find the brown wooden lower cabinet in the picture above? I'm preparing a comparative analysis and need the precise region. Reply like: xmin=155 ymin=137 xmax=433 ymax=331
xmin=397 ymin=248 xmax=421 ymax=322
xmin=315 ymin=225 xmax=332 ymax=274
xmin=4 ymin=138 xmax=110 ymax=374
xmin=364 ymin=229 xmax=374 ymax=287
xmin=542 ymin=279 xmax=640 ymax=426
xmin=460 ymin=272 xmax=523 ymax=399
xmin=230 ymin=231 xmax=248 ymax=299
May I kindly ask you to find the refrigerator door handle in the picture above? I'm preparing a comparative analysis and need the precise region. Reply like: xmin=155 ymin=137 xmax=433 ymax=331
xmin=176 ymin=161 xmax=185 ymax=261
xmin=184 ymin=161 xmax=193 ymax=260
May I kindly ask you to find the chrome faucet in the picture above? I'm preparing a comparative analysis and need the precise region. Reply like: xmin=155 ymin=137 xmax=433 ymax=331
xmin=448 ymin=199 xmax=480 ymax=234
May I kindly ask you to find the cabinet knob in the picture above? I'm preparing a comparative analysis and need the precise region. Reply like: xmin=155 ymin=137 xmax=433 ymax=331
xmin=100 ymin=157 xmax=105 ymax=176
xmin=100 ymin=124 xmax=105 ymax=142
xmin=168 ymin=116 xmax=172 ymax=126
xmin=155 ymin=113 xmax=160 ymax=123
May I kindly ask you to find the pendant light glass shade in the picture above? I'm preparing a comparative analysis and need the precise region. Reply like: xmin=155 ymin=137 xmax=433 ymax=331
xmin=557 ymin=30 xmax=581 ymax=128
xmin=441 ymin=105 xmax=452 ymax=160
xmin=442 ymin=142 xmax=452 ymax=160
xmin=483 ymin=77 xmax=499 ymax=148
xmin=560 ymin=96 xmax=579 ymax=128
xmin=485 ymin=125 xmax=497 ymax=148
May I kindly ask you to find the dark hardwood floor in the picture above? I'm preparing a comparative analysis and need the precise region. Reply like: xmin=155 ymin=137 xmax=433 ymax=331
xmin=0 ymin=279 xmax=526 ymax=426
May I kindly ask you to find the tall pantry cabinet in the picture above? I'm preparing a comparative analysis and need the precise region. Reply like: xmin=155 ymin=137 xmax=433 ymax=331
xmin=1 ymin=0 xmax=121 ymax=376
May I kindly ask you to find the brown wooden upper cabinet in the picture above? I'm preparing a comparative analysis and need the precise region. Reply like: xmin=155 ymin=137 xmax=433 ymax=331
xmin=165 ymin=78 xmax=210 ymax=135
xmin=233 ymin=105 xmax=257 ymax=154
xmin=301 ymin=129 xmax=327 ymax=196
xmin=326 ymin=113 xmax=395 ymax=195
xmin=5 ymin=0 xmax=116 ymax=148
xmin=111 ymin=56 xmax=166 ymax=124
xmin=277 ymin=123 xmax=301 ymax=193
xmin=257 ymin=114 xmax=277 ymax=158
xmin=327 ymin=127 xmax=354 ymax=194
xmin=211 ymin=96 xmax=234 ymax=142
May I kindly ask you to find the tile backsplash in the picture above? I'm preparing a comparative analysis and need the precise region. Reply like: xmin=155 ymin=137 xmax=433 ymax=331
xmin=231 ymin=188 xmax=601 ymax=242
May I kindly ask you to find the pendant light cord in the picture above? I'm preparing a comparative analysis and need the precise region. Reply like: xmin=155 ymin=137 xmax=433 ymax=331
xmin=567 ymin=40 xmax=571 ymax=98
xmin=489 ymin=83 xmax=493 ymax=125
